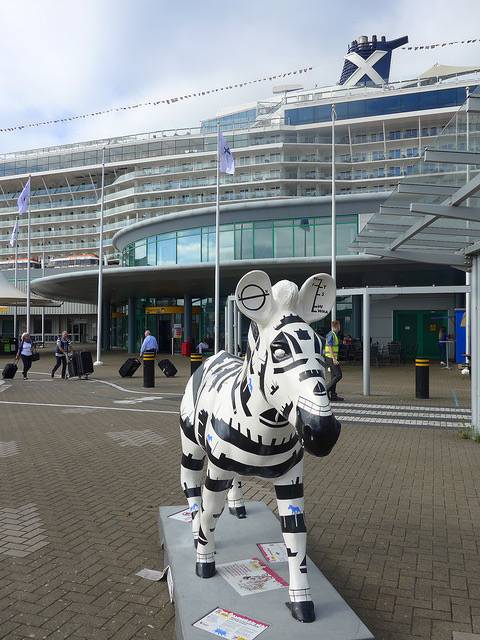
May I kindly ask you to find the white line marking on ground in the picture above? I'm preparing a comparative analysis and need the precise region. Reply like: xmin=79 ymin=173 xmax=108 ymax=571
xmin=0 ymin=400 xmax=179 ymax=414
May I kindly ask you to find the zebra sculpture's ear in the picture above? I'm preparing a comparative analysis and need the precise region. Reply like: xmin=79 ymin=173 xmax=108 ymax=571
xmin=297 ymin=273 xmax=336 ymax=325
xmin=235 ymin=270 xmax=274 ymax=326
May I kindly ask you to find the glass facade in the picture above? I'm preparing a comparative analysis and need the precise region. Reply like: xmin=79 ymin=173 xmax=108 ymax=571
xmin=285 ymin=86 xmax=477 ymax=126
xmin=123 ymin=215 xmax=358 ymax=266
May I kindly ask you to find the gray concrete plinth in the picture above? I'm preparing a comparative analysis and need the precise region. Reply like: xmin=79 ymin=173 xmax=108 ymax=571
xmin=158 ymin=501 xmax=374 ymax=640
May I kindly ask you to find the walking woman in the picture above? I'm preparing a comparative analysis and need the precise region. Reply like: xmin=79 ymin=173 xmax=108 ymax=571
xmin=16 ymin=332 xmax=36 ymax=380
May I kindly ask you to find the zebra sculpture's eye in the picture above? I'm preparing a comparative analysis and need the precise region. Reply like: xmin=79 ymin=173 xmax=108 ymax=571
xmin=271 ymin=338 xmax=291 ymax=362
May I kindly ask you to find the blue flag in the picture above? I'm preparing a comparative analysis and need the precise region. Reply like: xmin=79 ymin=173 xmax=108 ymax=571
xmin=219 ymin=131 xmax=235 ymax=175
xmin=9 ymin=220 xmax=19 ymax=246
xmin=17 ymin=178 xmax=30 ymax=215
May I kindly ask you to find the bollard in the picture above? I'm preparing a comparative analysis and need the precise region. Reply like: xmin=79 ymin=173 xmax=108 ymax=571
xmin=415 ymin=358 xmax=429 ymax=399
xmin=191 ymin=353 xmax=203 ymax=376
xmin=143 ymin=351 xmax=156 ymax=388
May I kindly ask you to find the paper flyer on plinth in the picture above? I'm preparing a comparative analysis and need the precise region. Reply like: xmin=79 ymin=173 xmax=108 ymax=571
xmin=256 ymin=541 xmax=288 ymax=563
xmin=168 ymin=507 xmax=192 ymax=523
xmin=193 ymin=606 xmax=269 ymax=640
xmin=216 ymin=557 xmax=288 ymax=596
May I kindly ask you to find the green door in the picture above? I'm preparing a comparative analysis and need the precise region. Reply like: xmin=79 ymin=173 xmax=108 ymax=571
xmin=395 ymin=312 xmax=418 ymax=357
xmin=394 ymin=310 xmax=447 ymax=359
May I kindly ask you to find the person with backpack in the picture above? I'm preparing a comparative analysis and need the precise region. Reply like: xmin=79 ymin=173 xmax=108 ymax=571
xmin=16 ymin=332 xmax=37 ymax=380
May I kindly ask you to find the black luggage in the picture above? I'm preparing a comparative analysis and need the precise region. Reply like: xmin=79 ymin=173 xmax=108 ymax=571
xmin=79 ymin=351 xmax=94 ymax=375
xmin=2 ymin=362 xmax=17 ymax=379
xmin=158 ymin=358 xmax=177 ymax=378
xmin=119 ymin=358 xmax=141 ymax=378
xmin=68 ymin=351 xmax=94 ymax=379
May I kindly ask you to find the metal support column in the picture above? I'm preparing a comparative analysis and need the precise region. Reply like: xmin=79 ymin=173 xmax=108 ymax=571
xmin=227 ymin=297 xmax=234 ymax=354
xmin=127 ymin=297 xmax=136 ymax=354
xmin=184 ymin=293 xmax=192 ymax=343
xmin=471 ymin=255 xmax=479 ymax=433
xmin=363 ymin=291 xmax=370 ymax=396
xmin=102 ymin=300 xmax=110 ymax=352
xmin=352 ymin=294 xmax=362 ymax=340
xmin=233 ymin=301 xmax=239 ymax=357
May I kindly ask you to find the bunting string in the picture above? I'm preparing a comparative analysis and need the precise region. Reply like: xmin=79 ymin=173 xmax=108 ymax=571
xmin=0 ymin=66 xmax=313 ymax=134
xmin=402 ymin=38 xmax=479 ymax=51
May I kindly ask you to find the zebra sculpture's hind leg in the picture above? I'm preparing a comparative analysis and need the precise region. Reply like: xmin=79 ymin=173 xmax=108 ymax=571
xmin=227 ymin=479 xmax=246 ymax=518
xmin=274 ymin=465 xmax=315 ymax=623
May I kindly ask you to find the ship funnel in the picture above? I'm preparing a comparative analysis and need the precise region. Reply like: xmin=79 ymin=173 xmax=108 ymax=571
xmin=339 ymin=35 xmax=408 ymax=87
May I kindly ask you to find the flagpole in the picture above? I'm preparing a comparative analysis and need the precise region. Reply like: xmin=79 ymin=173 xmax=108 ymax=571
xmin=41 ymin=233 xmax=46 ymax=344
xmin=94 ymin=147 xmax=106 ymax=366
xmin=214 ymin=121 xmax=221 ymax=354
xmin=14 ymin=228 xmax=18 ymax=339
xmin=26 ymin=175 xmax=32 ymax=334
xmin=331 ymin=105 xmax=337 ymax=321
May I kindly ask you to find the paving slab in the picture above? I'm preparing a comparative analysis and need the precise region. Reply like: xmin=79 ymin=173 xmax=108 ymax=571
xmin=0 ymin=348 xmax=478 ymax=639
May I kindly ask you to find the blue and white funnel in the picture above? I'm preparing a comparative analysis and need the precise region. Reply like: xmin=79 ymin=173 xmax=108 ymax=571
xmin=339 ymin=35 xmax=408 ymax=86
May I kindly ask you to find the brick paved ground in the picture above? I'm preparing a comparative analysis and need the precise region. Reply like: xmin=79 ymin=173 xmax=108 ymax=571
xmin=0 ymin=348 xmax=479 ymax=639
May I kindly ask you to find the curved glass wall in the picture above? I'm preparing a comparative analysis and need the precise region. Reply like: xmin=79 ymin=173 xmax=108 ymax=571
xmin=123 ymin=215 xmax=358 ymax=266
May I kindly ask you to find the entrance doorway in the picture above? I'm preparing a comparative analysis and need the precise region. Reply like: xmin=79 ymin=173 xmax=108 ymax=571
xmin=157 ymin=318 xmax=171 ymax=353
xmin=394 ymin=310 xmax=447 ymax=359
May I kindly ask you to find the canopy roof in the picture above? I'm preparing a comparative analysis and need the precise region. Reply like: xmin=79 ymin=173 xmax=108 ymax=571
xmin=0 ymin=272 xmax=59 ymax=306
xmin=417 ymin=63 xmax=480 ymax=80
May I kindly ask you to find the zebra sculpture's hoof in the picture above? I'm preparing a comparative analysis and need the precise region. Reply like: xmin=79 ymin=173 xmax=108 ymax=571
xmin=196 ymin=561 xmax=216 ymax=578
xmin=286 ymin=600 xmax=315 ymax=623
xmin=229 ymin=505 xmax=247 ymax=519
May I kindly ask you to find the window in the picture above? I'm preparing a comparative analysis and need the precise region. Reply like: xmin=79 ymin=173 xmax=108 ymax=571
xmin=255 ymin=155 xmax=265 ymax=164
xmin=388 ymin=149 xmax=401 ymax=159
xmin=387 ymin=130 xmax=401 ymax=140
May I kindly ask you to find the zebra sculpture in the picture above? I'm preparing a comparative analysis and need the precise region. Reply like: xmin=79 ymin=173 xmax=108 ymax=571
xmin=180 ymin=270 xmax=341 ymax=623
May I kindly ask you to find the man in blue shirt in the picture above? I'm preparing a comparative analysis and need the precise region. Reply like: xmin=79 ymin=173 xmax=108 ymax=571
xmin=140 ymin=330 xmax=158 ymax=356
xmin=325 ymin=320 xmax=343 ymax=402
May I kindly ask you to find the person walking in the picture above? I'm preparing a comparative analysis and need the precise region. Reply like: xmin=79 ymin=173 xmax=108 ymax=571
xmin=51 ymin=330 xmax=73 ymax=379
xmin=439 ymin=326 xmax=448 ymax=365
xmin=16 ymin=332 xmax=36 ymax=380
xmin=325 ymin=319 xmax=344 ymax=402
xmin=140 ymin=330 xmax=158 ymax=357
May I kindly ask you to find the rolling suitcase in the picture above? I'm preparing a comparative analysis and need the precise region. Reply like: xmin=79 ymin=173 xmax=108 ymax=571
xmin=68 ymin=351 xmax=94 ymax=379
xmin=119 ymin=358 xmax=141 ymax=378
xmin=158 ymin=358 xmax=177 ymax=378
xmin=2 ymin=362 xmax=17 ymax=379
xmin=78 ymin=351 xmax=94 ymax=376
xmin=68 ymin=354 xmax=81 ymax=378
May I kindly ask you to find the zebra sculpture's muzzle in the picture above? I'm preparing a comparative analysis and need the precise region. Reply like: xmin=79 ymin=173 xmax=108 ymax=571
xmin=295 ymin=406 xmax=341 ymax=457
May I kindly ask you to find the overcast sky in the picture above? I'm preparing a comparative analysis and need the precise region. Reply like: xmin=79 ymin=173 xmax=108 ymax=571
xmin=1 ymin=0 xmax=480 ymax=155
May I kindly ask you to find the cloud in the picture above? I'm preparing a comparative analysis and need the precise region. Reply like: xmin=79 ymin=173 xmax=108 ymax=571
xmin=1 ymin=0 xmax=480 ymax=154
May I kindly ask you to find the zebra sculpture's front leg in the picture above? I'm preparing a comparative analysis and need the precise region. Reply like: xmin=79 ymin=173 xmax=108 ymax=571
xmin=274 ymin=467 xmax=315 ymax=623
xmin=196 ymin=472 xmax=234 ymax=577
xmin=180 ymin=428 xmax=205 ymax=545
